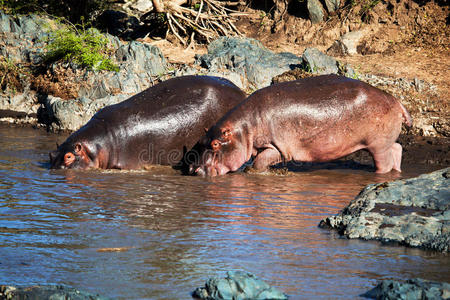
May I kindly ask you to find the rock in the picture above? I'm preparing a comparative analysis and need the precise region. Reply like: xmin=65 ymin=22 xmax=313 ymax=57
xmin=196 ymin=37 xmax=302 ymax=91
xmin=319 ymin=168 xmax=450 ymax=252
xmin=192 ymin=271 xmax=288 ymax=300
xmin=95 ymin=10 xmax=141 ymax=39
xmin=128 ymin=0 xmax=154 ymax=13
xmin=324 ymin=0 xmax=340 ymax=13
xmin=362 ymin=278 xmax=450 ymax=299
xmin=0 ymin=89 xmax=39 ymax=117
xmin=327 ymin=30 xmax=365 ymax=56
xmin=0 ymin=11 xmax=11 ymax=33
xmin=307 ymin=0 xmax=325 ymax=23
xmin=115 ymin=40 xmax=166 ymax=76
xmin=43 ymin=94 xmax=129 ymax=131
xmin=0 ymin=285 xmax=110 ymax=300
xmin=302 ymin=47 xmax=339 ymax=74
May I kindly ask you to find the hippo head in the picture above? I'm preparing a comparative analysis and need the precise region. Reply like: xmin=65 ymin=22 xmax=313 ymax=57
xmin=49 ymin=140 xmax=99 ymax=169
xmin=189 ymin=123 xmax=249 ymax=177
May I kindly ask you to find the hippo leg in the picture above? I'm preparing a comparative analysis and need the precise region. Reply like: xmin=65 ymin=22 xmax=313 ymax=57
xmin=391 ymin=143 xmax=403 ymax=172
xmin=253 ymin=148 xmax=282 ymax=171
xmin=369 ymin=143 xmax=402 ymax=173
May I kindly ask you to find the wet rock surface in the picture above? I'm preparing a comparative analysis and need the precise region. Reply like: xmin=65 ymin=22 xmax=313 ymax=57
xmin=192 ymin=271 xmax=288 ymax=300
xmin=0 ymin=285 xmax=110 ymax=300
xmin=362 ymin=278 xmax=450 ymax=299
xmin=319 ymin=168 xmax=450 ymax=252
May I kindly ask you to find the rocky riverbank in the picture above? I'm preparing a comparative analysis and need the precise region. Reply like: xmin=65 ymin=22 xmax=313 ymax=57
xmin=0 ymin=10 xmax=448 ymax=140
xmin=0 ymin=285 xmax=110 ymax=300
xmin=362 ymin=278 xmax=450 ymax=299
xmin=319 ymin=167 xmax=450 ymax=252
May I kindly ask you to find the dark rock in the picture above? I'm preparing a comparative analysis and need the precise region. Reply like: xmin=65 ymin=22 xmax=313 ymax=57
xmin=302 ymin=47 xmax=339 ymax=74
xmin=0 ymin=284 xmax=110 ymax=300
xmin=196 ymin=37 xmax=302 ymax=90
xmin=307 ymin=0 xmax=325 ymax=23
xmin=95 ymin=10 xmax=141 ymax=39
xmin=192 ymin=271 xmax=288 ymax=300
xmin=362 ymin=278 xmax=450 ymax=299
xmin=319 ymin=168 xmax=450 ymax=252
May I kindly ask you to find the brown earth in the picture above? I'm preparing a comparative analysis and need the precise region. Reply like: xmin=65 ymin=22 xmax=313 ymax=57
xmin=149 ymin=0 xmax=449 ymax=166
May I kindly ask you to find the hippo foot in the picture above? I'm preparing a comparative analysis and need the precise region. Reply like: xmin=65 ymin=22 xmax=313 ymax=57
xmin=372 ymin=143 xmax=403 ymax=173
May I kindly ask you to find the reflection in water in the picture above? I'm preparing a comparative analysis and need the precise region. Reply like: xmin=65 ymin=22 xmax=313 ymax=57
xmin=0 ymin=124 xmax=448 ymax=299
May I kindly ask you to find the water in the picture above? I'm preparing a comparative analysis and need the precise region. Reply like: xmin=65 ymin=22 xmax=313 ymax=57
xmin=0 ymin=124 xmax=448 ymax=299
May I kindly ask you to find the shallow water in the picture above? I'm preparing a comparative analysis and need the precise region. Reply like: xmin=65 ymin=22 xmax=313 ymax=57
xmin=0 ymin=124 xmax=448 ymax=299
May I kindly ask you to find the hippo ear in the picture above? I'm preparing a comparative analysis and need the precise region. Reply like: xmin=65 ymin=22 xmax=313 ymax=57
xmin=74 ymin=143 xmax=82 ymax=154
xmin=49 ymin=151 xmax=57 ymax=164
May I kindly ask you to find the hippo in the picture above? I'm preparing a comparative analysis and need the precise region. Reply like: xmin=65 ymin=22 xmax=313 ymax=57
xmin=49 ymin=75 xmax=247 ymax=170
xmin=189 ymin=75 xmax=412 ymax=176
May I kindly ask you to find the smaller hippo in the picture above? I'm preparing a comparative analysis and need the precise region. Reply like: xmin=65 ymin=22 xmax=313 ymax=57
xmin=49 ymin=75 xmax=247 ymax=170
xmin=190 ymin=75 xmax=412 ymax=176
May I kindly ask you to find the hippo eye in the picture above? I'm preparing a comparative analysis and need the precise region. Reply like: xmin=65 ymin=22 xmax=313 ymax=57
xmin=222 ymin=128 xmax=231 ymax=138
xmin=64 ymin=152 xmax=75 ymax=167
xmin=211 ymin=139 xmax=221 ymax=151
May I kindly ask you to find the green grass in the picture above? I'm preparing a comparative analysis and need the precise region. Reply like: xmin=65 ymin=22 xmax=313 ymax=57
xmin=42 ymin=21 xmax=119 ymax=72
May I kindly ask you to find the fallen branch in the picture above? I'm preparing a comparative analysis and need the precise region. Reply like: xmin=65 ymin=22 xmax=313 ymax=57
xmin=151 ymin=0 xmax=241 ymax=44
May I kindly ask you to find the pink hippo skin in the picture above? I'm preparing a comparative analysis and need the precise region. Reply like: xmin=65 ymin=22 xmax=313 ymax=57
xmin=190 ymin=74 xmax=412 ymax=176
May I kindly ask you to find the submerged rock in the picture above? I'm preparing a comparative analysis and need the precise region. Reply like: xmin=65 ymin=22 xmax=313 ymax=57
xmin=0 ymin=285 xmax=110 ymax=300
xmin=362 ymin=278 xmax=450 ymax=299
xmin=192 ymin=271 xmax=288 ymax=300
xmin=319 ymin=168 xmax=450 ymax=252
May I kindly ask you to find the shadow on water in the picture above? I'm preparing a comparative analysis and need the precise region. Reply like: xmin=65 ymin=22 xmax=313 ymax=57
xmin=0 ymin=124 xmax=449 ymax=299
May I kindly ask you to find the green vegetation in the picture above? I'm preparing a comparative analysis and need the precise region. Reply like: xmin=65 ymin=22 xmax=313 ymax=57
xmin=42 ymin=21 xmax=119 ymax=72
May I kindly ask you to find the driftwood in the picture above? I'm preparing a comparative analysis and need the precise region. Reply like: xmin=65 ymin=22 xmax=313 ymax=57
xmin=151 ymin=0 xmax=244 ymax=44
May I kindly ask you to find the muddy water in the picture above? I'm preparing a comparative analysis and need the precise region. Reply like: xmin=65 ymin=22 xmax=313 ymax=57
xmin=0 ymin=124 xmax=448 ymax=299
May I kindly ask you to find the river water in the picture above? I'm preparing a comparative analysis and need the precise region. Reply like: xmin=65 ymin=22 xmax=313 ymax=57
xmin=0 ymin=124 xmax=448 ymax=299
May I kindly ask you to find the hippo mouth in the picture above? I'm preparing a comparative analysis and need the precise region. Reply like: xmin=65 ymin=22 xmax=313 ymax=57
xmin=191 ymin=164 xmax=230 ymax=177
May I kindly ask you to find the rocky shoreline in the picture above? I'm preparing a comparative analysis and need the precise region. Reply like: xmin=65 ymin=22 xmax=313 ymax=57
xmin=1 ymin=11 xmax=448 ymax=139
xmin=319 ymin=167 xmax=450 ymax=252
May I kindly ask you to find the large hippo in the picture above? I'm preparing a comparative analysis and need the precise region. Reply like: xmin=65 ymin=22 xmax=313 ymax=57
xmin=49 ymin=76 xmax=246 ymax=170
xmin=189 ymin=75 xmax=412 ymax=176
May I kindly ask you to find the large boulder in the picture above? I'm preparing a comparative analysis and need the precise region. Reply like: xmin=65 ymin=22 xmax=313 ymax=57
xmin=192 ymin=271 xmax=288 ymax=300
xmin=319 ymin=168 xmax=450 ymax=252
xmin=196 ymin=37 xmax=302 ymax=91
xmin=362 ymin=278 xmax=450 ymax=299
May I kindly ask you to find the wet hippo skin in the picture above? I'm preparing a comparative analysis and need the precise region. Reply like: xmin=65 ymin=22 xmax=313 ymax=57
xmin=49 ymin=75 xmax=247 ymax=170
xmin=190 ymin=74 xmax=412 ymax=176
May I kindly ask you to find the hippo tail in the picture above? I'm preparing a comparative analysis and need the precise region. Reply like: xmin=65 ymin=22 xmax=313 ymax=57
xmin=398 ymin=101 xmax=413 ymax=127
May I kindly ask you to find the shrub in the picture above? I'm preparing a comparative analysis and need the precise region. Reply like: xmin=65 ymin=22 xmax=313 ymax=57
xmin=42 ymin=22 xmax=119 ymax=72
